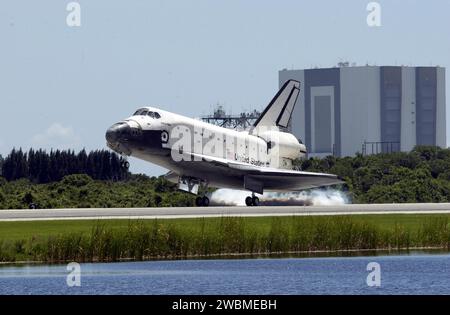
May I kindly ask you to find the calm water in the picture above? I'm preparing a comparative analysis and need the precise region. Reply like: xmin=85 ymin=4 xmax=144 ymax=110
xmin=1 ymin=253 xmax=449 ymax=295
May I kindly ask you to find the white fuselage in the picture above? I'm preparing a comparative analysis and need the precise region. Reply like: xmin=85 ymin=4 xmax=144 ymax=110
xmin=106 ymin=106 xmax=307 ymax=190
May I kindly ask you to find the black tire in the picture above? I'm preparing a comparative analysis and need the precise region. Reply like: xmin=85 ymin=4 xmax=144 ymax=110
xmin=245 ymin=196 xmax=253 ymax=206
xmin=195 ymin=197 xmax=203 ymax=207
xmin=202 ymin=196 xmax=210 ymax=207
xmin=124 ymin=161 xmax=130 ymax=169
xmin=29 ymin=203 xmax=37 ymax=210
xmin=252 ymin=196 xmax=260 ymax=206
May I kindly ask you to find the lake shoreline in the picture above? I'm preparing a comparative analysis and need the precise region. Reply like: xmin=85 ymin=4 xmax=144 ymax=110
xmin=1 ymin=246 xmax=448 ymax=266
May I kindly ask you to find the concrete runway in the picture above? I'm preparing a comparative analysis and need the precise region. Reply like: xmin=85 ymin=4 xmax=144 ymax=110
xmin=1 ymin=203 xmax=450 ymax=221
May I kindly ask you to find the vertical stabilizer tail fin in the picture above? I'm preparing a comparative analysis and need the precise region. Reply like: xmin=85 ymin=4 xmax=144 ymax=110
xmin=252 ymin=80 xmax=300 ymax=131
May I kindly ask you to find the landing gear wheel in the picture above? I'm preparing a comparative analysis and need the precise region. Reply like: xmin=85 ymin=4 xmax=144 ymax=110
xmin=195 ymin=197 xmax=203 ymax=207
xmin=245 ymin=195 xmax=260 ymax=206
xmin=195 ymin=196 xmax=210 ymax=207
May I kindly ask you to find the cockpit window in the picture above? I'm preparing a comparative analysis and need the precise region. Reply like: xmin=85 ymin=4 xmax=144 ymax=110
xmin=145 ymin=111 xmax=161 ymax=119
xmin=133 ymin=109 xmax=161 ymax=118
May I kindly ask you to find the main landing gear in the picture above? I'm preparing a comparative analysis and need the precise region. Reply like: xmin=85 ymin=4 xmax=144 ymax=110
xmin=195 ymin=196 xmax=210 ymax=207
xmin=245 ymin=193 xmax=259 ymax=207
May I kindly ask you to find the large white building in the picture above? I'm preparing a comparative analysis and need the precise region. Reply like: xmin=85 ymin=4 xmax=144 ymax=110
xmin=279 ymin=65 xmax=446 ymax=157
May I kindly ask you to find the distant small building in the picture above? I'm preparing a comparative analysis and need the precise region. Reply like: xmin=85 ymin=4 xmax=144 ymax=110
xmin=279 ymin=65 xmax=446 ymax=157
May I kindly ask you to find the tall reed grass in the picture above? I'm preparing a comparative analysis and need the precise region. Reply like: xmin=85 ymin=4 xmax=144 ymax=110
xmin=1 ymin=216 xmax=449 ymax=263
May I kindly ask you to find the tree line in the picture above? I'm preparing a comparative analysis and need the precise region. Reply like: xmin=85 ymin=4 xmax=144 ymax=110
xmin=0 ymin=148 xmax=129 ymax=183
xmin=2 ymin=145 xmax=450 ymax=204
xmin=298 ymin=145 xmax=450 ymax=203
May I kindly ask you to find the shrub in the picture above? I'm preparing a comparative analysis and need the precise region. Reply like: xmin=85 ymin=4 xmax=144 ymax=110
xmin=61 ymin=174 xmax=93 ymax=187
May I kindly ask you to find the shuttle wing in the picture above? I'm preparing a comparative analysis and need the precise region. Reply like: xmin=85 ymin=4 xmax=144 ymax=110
xmin=186 ymin=152 xmax=343 ymax=193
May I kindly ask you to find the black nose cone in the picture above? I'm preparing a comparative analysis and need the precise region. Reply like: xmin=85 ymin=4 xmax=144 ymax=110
xmin=106 ymin=123 xmax=131 ymax=144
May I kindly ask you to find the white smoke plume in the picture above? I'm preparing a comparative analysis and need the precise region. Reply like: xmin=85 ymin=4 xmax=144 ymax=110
xmin=209 ymin=188 xmax=350 ymax=206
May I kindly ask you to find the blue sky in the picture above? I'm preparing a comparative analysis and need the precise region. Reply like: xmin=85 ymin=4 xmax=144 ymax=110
xmin=1 ymin=0 xmax=449 ymax=175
